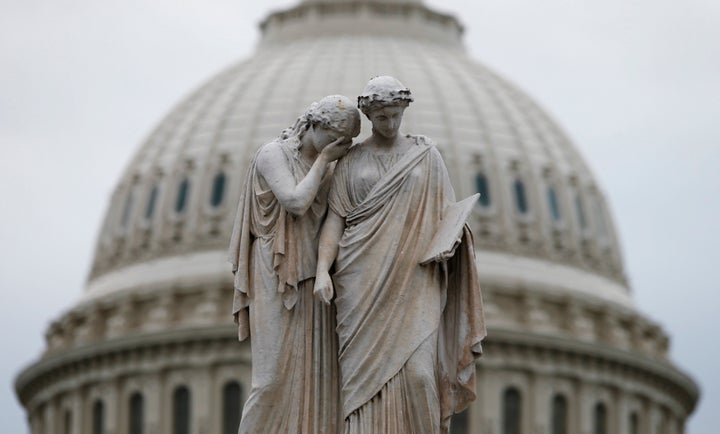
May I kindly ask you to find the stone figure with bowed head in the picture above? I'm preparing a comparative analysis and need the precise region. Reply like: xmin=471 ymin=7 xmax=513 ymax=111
xmin=228 ymin=95 xmax=361 ymax=434
xmin=314 ymin=76 xmax=486 ymax=434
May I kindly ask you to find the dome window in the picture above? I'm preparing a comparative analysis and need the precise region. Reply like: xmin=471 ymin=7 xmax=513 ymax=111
xmin=547 ymin=187 xmax=561 ymax=222
xmin=145 ymin=186 xmax=158 ymax=220
xmin=175 ymin=178 xmax=190 ymax=214
xmin=551 ymin=394 xmax=568 ymax=434
xmin=129 ymin=393 xmax=144 ymax=434
xmin=35 ymin=405 xmax=46 ymax=433
xmin=629 ymin=412 xmax=640 ymax=434
xmin=63 ymin=409 xmax=72 ymax=434
xmin=92 ymin=400 xmax=104 ymax=434
xmin=211 ymin=172 xmax=227 ymax=208
xmin=120 ymin=191 xmax=134 ymax=229
xmin=594 ymin=402 xmax=607 ymax=434
xmin=475 ymin=173 xmax=491 ymax=207
xmin=223 ymin=381 xmax=243 ymax=434
xmin=575 ymin=195 xmax=587 ymax=230
xmin=502 ymin=387 xmax=522 ymax=434
xmin=173 ymin=386 xmax=191 ymax=434
xmin=513 ymin=179 xmax=529 ymax=215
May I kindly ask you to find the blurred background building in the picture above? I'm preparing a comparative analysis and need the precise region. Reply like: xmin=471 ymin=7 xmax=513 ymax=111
xmin=14 ymin=0 xmax=698 ymax=433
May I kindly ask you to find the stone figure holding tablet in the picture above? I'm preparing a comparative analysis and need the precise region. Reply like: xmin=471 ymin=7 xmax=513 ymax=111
xmin=315 ymin=76 xmax=486 ymax=434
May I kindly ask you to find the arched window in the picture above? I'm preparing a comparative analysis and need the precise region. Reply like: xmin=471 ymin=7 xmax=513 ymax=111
xmin=121 ymin=191 xmax=134 ymax=228
xmin=92 ymin=400 xmax=104 ymax=434
xmin=502 ymin=387 xmax=522 ymax=434
xmin=175 ymin=178 xmax=190 ymax=214
xmin=629 ymin=412 xmax=639 ymax=434
xmin=475 ymin=173 xmax=491 ymax=207
xmin=35 ymin=404 xmax=46 ymax=434
xmin=594 ymin=403 xmax=607 ymax=434
xmin=145 ymin=186 xmax=158 ymax=220
xmin=575 ymin=195 xmax=587 ymax=230
xmin=129 ymin=393 xmax=144 ymax=434
xmin=547 ymin=187 xmax=561 ymax=222
xmin=63 ymin=410 xmax=72 ymax=434
xmin=223 ymin=381 xmax=242 ymax=434
xmin=551 ymin=394 xmax=568 ymax=434
xmin=211 ymin=172 xmax=227 ymax=208
xmin=173 ymin=386 xmax=191 ymax=434
xmin=513 ymin=179 xmax=529 ymax=215
xmin=450 ymin=408 xmax=469 ymax=434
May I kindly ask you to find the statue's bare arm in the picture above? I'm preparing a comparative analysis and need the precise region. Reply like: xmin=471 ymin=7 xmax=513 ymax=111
xmin=314 ymin=209 xmax=345 ymax=304
xmin=255 ymin=138 xmax=347 ymax=216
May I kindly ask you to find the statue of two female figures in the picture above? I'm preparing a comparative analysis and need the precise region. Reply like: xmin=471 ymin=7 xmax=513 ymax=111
xmin=229 ymin=77 xmax=486 ymax=434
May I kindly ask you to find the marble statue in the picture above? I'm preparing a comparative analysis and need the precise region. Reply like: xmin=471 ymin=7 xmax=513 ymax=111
xmin=228 ymin=95 xmax=361 ymax=433
xmin=314 ymin=76 xmax=486 ymax=434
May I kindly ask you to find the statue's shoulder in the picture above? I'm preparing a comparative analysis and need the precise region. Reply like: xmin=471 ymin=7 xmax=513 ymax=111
xmin=261 ymin=136 xmax=298 ymax=153
xmin=408 ymin=135 xmax=448 ymax=167
xmin=408 ymin=134 xmax=437 ymax=149
xmin=256 ymin=137 xmax=297 ymax=165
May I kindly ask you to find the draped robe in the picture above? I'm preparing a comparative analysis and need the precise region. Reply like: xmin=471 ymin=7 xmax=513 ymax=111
xmin=328 ymin=136 xmax=486 ymax=434
xmin=228 ymin=137 xmax=340 ymax=434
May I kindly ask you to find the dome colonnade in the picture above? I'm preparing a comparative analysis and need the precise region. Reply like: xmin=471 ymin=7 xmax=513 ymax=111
xmin=16 ymin=1 xmax=697 ymax=433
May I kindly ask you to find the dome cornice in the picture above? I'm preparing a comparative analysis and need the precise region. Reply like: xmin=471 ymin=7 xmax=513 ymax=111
xmin=14 ymin=325 xmax=248 ymax=408
xmin=484 ymin=329 xmax=700 ymax=415
xmin=15 ymin=321 xmax=698 ymax=417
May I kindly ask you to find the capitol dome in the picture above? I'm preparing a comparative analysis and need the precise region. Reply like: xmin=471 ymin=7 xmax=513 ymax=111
xmin=16 ymin=1 xmax=698 ymax=433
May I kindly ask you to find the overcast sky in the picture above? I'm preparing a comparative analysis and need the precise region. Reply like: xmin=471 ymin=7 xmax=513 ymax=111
xmin=1 ymin=0 xmax=718 ymax=433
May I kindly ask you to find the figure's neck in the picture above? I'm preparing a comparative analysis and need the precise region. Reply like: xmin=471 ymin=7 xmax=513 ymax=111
xmin=371 ymin=129 xmax=400 ymax=149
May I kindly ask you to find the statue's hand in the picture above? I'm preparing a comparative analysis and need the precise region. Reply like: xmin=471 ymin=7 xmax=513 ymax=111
xmin=320 ymin=136 xmax=351 ymax=162
xmin=314 ymin=271 xmax=334 ymax=304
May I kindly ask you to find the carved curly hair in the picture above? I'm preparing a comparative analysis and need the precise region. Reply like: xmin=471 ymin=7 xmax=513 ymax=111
xmin=357 ymin=76 xmax=414 ymax=117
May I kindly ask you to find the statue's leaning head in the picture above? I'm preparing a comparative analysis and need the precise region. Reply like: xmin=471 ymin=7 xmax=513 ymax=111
xmin=358 ymin=76 xmax=414 ymax=118
xmin=306 ymin=95 xmax=362 ymax=141
xmin=280 ymin=95 xmax=360 ymax=144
